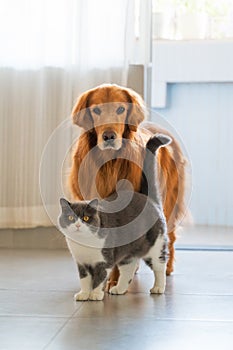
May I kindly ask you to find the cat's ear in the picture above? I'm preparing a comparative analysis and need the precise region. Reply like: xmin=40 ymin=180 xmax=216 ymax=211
xmin=88 ymin=198 xmax=99 ymax=210
xmin=60 ymin=198 xmax=71 ymax=208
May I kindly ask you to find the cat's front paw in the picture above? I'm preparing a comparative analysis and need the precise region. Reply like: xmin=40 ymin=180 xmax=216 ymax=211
xmin=150 ymin=285 xmax=165 ymax=294
xmin=109 ymin=285 xmax=127 ymax=295
xmin=89 ymin=290 xmax=104 ymax=301
xmin=74 ymin=291 xmax=90 ymax=301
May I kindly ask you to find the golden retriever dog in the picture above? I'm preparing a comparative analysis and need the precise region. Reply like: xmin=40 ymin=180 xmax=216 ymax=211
xmin=69 ymin=84 xmax=186 ymax=287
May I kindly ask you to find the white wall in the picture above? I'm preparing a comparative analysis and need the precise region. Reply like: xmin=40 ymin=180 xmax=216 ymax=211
xmin=153 ymin=83 xmax=233 ymax=226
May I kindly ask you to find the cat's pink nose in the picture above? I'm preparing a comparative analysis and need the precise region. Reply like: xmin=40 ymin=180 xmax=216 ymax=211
xmin=76 ymin=223 xmax=81 ymax=229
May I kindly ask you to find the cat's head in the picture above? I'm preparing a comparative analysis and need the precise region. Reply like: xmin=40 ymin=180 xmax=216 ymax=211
xmin=58 ymin=198 xmax=100 ymax=238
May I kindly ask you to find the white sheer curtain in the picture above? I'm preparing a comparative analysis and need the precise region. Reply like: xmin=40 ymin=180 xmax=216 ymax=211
xmin=0 ymin=0 xmax=134 ymax=228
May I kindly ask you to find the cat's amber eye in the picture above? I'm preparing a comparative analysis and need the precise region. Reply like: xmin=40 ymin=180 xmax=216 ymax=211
xmin=83 ymin=216 xmax=89 ymax=222
xmin=68 ymin=215 xmax=74 ymax=221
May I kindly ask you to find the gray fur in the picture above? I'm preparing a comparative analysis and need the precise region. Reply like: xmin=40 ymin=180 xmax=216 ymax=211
xmin=144 ymin=257 xmax=153 ymax=269
xmin=159 ymin=243 xmax=167 ymax=263
xmin=91 ymin=262 xmax=108 ymax=289
xmin=58 ymin=134 xmax=170 ymax=298
xmin=77 ymin=264 xmax=88 ymax=279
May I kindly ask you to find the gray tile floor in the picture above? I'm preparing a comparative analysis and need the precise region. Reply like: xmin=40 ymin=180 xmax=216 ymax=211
xmin=0 ymin=226 xmax=233 ymax=350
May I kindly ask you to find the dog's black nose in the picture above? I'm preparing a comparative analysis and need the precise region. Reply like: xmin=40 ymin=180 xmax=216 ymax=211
xmin=102 ymin=131 xmax=116 ymax=142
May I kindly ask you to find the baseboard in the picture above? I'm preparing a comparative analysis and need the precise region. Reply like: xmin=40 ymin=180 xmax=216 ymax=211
xmin=1 ymin=225 xmax=232 ymax=250
xmin=0 ymin=227 xmax=67 ymax=249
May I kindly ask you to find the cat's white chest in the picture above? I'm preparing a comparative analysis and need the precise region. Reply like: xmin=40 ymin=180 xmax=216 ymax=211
xmin=66 ymin=237 xmax=104 ymax=265
xmin=59 ymin=218 xmax=105 ymax=265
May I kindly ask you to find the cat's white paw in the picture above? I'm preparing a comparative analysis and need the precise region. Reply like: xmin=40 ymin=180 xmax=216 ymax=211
xmin=74 ymin=291 xmax=90 ymax=301
xmin=89 ymin=290 xmax=104 ymax=301
xmin=150 ymin=285 xmax=165 ymax=294
xmin=109 ymin=285 xmax=127 ymax=295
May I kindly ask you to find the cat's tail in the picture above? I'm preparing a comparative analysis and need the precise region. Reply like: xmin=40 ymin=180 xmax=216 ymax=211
xmin=140 ymin=134 xmax=172 ymax=204
xmin=146 ymin=134 xmax=172 ymax=154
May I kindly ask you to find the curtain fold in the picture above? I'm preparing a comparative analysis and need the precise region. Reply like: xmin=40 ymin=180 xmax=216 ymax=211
xmin=0 ymin=0 xmax=134 ymax=228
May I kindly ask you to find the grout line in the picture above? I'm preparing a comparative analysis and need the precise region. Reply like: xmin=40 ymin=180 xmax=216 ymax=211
xmin=0 ymin=288 xmax=78 ymax=293
xmin=149 ymin=318 xmax=233 ymax=323
xmin=50 ymin=315 xmax=233 ymax=323
xmin=42 ymin=314 xmax=75 ymax=350
xmin=0 ymin=314 xmax=69 ymax=319
xmin=42 ymin=303 xmax=84 ymax=350
xmin=0 ymin=288 xmax=233 ymax=297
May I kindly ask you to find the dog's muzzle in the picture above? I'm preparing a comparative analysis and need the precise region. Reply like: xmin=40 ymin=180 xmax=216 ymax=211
xmin=102 ymin=130 xmax=116 ymax=142
xmin=100 ymin=130 xmax=121 ymax=150
xmin=102 ymin=130 xmax=117 ymax=149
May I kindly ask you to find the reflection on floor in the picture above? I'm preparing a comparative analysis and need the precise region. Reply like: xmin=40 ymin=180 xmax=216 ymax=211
xmin=0 ymin=227 xmax=233 ymax=349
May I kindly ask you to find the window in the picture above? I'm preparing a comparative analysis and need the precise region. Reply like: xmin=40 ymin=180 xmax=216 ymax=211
xmin=0 ymin=0 xmax=131 ymax=69
xmin=152 ymin=0 xmax=233 ymax=40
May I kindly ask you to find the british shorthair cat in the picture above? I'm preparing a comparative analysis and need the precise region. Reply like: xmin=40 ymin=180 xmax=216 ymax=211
xmin=58 ymin=134 xmax=171 ymax=301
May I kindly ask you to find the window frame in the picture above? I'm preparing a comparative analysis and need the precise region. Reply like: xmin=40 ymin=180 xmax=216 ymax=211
xmin=151 ymin=39 xmax=233 ymax=108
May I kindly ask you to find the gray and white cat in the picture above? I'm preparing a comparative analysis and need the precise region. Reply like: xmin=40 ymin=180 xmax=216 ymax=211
xmin=58 ymin=134 xmax=171 ymax=301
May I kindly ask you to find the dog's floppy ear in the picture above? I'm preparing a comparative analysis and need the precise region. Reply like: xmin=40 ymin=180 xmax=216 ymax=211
xmin=124 ymin=88 xmax=146 ymax=132
xmin=72 ymin=90 xmax=94 ymax=130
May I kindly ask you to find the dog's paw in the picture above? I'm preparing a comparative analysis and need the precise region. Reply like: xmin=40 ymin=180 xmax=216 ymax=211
xmin=89 ymin=290 xmax=104 ymax=301
xmin=74 ymin=291 xmax=90 ymax=301
xmin=150 ymin=285 xmax=165 ymax=294
xmin=109 ymin=285 xmax=127 ymax=295
xmin=166 ymin=265 xmax=173 ymax=276
xmin=105 ymin=279 xmax=118 ymax=292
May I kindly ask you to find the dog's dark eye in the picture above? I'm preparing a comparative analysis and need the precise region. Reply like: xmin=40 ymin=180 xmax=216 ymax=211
xmin=116 ymin=106 xmax=125 ymax=115
xmin=93 ymin=107 xmax=101 ymax=115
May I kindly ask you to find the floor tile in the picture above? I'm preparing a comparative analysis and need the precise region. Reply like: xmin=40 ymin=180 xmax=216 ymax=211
xmin=129 ymin=264 xmax=233 ymax=295
xmin=0 ymin=242 xmax=233 ymax=350
xmin=0 ymin=290 xmax=82 ymax=317
xmin=46 ymin=317 xmax=233 ymax=350
xmin=0 ymin=316 xmax=66 ymax=350
xmin=173 ymin=251 xmax=233 ymax=276
xmin=73 ymin=292 xmax=233 ymax=321
xmin=176 ymin=225 xmax=233 ymax=248
xmin=0 ymin=249 xmax=78 ymax=291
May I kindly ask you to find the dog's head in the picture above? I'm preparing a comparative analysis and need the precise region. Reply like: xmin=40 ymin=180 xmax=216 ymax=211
xmin=72 ymin=84 xmax=146 ymax=150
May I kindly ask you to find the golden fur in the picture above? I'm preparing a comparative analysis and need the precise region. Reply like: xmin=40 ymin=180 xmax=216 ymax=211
xmin=69 ymin=84 xmax=186 ymax=284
